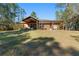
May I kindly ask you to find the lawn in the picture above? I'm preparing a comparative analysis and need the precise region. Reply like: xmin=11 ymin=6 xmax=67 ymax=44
xmin=0 ymin=30 xmax=79 ymax=56
xmin=0 ymin=30 xmax=30 ymax=55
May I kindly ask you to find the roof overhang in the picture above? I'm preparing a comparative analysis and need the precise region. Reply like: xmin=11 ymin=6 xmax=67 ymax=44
xmin=22 ymin=16 xmax=39 ymax=22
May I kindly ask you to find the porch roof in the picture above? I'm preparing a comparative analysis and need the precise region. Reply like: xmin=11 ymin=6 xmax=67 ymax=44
xmin=22 ymin=16 xmax=39 ymax=21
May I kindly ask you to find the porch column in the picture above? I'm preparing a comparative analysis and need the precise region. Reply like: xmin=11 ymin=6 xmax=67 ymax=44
xmin=36 ymin=21 xmax=39 ymax=29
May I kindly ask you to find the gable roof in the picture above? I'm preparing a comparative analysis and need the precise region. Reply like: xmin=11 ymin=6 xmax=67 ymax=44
xmin=22 ymin=16 xmax=38 ymax=21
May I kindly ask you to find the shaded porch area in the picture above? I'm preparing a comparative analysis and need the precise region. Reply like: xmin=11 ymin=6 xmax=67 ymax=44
xmin=22 ymin=16 xmax=39 ymax=30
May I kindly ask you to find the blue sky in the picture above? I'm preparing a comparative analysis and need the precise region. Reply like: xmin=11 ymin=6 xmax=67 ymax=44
xmin=18 ymin=3 xmax=58 ymax=20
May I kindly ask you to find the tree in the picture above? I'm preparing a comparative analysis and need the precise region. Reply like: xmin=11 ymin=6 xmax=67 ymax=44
xmin=16 ymin=8 xmax=26 ymax=22
xmin=0 ymin=3 xmax=26 ymax=30
xmin=56 ymin=3 xmax=77 ymax=30
xmin=30 ymin=11 xmax=38 ymax=19
xmin=56 ymin=10 xmax=64 ymax=20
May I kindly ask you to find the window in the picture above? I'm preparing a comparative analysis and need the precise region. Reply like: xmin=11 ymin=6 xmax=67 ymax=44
xmin=39 ymin=23 xmax=44 ymax=29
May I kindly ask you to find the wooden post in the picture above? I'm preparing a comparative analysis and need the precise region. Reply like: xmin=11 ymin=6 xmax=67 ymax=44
xmin=36 ymin=21 xmax=39 ymax=29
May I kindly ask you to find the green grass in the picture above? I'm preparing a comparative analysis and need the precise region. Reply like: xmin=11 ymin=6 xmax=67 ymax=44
xmin=0 ymin=30 xmax=30 ymax=55
xmin=0 ymin=30 xmax=79 ymax=56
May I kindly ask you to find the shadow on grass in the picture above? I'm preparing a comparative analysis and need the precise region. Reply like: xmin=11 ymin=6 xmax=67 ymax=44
xmin=2 ymin=37 xmax=79 ymax=56
xmin=0 ymin=29 xmax=27 ymax=37
xmin=0 ymin=31 xmax=30 ymax=55
xmin=71 ymin=35 xmax=79 ymax=42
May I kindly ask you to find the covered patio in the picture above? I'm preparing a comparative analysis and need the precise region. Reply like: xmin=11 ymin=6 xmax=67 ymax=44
xmin=22 ymin=16 xmax=39 ymax=29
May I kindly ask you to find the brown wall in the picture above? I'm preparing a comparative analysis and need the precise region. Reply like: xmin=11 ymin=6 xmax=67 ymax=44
xmin=44 ymin=24 xmax=51 ymax=30
xmin=22 ymin=19 xmax=64 ymax=30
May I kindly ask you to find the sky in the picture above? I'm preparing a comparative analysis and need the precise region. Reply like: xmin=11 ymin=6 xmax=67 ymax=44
xmin=18 ymin=3 xmax=58 ymax=20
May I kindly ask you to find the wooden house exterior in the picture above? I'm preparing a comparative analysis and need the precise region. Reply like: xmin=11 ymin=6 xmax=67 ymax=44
xmin=22 ymin=16 xmax=64 ymax=30
xmin=23 ymin=16 xmax=39 ymax=29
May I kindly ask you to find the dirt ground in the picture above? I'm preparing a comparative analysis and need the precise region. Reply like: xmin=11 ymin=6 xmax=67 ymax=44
xmin=25 ymin=30 xmax=79 ymax=51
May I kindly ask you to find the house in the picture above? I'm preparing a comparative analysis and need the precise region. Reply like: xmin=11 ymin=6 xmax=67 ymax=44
xmin=22 ymin=16 xmax=64 ymax=30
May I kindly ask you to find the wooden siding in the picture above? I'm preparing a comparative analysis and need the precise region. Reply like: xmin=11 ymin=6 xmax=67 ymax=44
xmin=22 ymin=16 xmax=64 ymax=30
